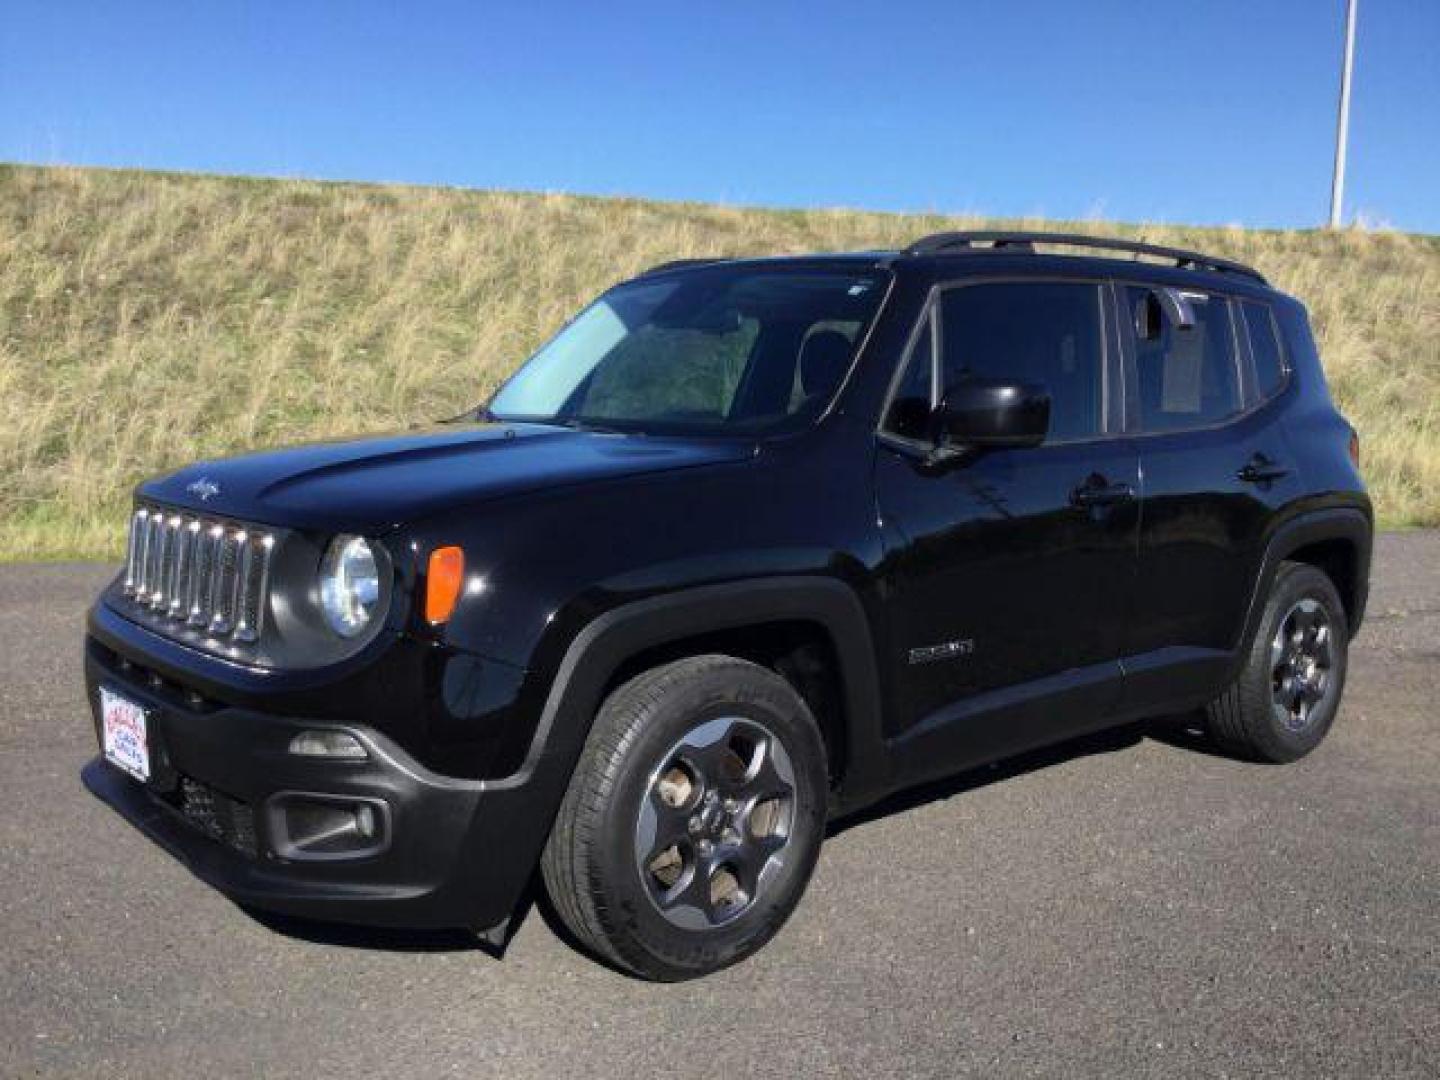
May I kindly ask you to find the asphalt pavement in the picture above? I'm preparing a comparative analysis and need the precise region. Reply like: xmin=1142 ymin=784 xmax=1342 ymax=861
xmin=2 ymin=535 xmax=1437 ymax=1078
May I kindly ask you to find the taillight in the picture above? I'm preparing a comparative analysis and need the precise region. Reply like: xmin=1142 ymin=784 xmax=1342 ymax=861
xmin=1348 ymin=429 xmax=1361 ymax=469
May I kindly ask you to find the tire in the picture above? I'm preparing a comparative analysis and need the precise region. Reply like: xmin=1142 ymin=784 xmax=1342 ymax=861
xmin=540 ymin=654 xmax=828 ymax=981
xmin=1206 ymin=561 xmax=1349 ymax=763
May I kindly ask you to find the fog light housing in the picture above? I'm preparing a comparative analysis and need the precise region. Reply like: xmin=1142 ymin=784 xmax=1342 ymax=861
xmin=266 ymin=793 xmax=390 ymax=861
xmin=288 ymin=730 xmax=368 ymax=760
xmin=353 ymin=802 xmax=378 ymax=840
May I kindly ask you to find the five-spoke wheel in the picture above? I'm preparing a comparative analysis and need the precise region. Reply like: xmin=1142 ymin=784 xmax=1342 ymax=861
xmin=1208 ymin=561 xmax=1349 ymax=763
xmin=636 ymin=717 xmax=796 ymax=929
xmin=542 ymin=655 xmax=827 ymax=980
xmin=1270 ymin=598 xmax=1335 ymax=732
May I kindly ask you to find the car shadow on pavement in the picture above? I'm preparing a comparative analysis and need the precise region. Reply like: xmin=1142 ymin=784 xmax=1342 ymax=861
xmin=239 ymin=712 xmax=1229 ymax=958
xmin=826 ymin=711 xmax=1223 ymax=839
xmin=240 ymin=906 xmax=491 ymax=954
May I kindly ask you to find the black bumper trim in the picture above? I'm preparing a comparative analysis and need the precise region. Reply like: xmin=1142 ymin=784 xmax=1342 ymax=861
xmin=83 ymin=637 xmax=566 ymax=931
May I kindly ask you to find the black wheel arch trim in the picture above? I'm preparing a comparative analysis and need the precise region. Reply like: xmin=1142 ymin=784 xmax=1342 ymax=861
xmin=492 ymin=576 xmax=887 ymax=808
xmin=1235 ymin=507 xmax=1372 ymax=666
xmin=450 ymin=576 xmax=889 ymax=938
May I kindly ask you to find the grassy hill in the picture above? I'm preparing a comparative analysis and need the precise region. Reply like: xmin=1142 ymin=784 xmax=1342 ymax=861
xmin=2 ymin=164 xmax=1437 ymax=560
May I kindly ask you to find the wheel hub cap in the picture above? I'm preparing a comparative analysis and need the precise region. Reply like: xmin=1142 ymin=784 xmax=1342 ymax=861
xmin=634 ymin=716 xmax=796 ymax=930
xmin=1270 ymin=598 xmax=1335 ymax=733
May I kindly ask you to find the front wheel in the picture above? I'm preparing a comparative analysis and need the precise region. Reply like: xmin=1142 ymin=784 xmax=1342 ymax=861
xmin=541 ymin=655 xmax=828 ymax=981
xmin=1207 ymin=561 xmax=1350 ymax=763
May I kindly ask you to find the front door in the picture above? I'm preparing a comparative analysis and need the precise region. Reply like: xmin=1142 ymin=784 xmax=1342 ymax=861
xmin=874 ymin=279 xmax=1140 ymax=784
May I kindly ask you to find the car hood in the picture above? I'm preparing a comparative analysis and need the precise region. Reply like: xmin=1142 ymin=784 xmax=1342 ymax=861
xmin=138 ymin=421 xmax=756 ymax=533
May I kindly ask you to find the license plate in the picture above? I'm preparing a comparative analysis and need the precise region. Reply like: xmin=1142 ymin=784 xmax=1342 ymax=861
xmin=100 ymin=687 xmax=151 ymax=782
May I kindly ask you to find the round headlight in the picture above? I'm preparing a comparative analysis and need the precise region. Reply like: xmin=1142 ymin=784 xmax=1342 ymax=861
xmin=319 ymin=535 xmax=380 ymax=638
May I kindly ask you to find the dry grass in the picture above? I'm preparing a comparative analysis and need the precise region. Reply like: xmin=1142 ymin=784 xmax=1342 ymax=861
xmin=2 ymin=164 xmax=1437 ymax=560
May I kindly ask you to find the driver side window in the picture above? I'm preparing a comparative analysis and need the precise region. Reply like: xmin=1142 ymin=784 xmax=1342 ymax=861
xmin=882 ymin=282 xmax=1106 ymax=444
xmin=940 ymin=282 xmax=1105 ymax=443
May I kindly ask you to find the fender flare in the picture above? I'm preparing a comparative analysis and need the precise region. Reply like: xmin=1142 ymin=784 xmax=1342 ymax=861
xmin=1234 ymin=507 xmax=1372 ymax=664
xmin=492 ymin=575 xmax=886 ymax=803
xmin=451 ymin=576 xmax=888 ymax=936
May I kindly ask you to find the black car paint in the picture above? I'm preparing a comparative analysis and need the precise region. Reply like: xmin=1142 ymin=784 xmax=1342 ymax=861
xmin=84 ymin=249 xmax=1371 ymax=934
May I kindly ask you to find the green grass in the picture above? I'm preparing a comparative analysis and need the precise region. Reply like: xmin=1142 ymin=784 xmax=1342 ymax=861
xmin=2 ymin=163 xmax=1437 ymax=560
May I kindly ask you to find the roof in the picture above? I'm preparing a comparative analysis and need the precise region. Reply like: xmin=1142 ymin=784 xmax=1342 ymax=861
xmin=641 ymin=231 xmax=1267 ymax=287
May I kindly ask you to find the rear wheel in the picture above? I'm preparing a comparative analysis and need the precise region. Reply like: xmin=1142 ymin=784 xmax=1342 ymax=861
xmin=1207 ymin=561 xmax=1349 ymax=762
xmin=541 ymin=655 xmax=828 ymax=980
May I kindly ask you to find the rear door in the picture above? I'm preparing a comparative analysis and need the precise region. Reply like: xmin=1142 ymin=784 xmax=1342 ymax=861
xmin=874 ymin=278 xmax=1140 ymax=781
xmin=1118 ymin=284 xmax=1304 ymax=711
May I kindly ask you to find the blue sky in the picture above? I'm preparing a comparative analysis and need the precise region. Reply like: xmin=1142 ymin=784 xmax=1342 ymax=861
xmin=3 ymin=1 xmax=1437 ymax=232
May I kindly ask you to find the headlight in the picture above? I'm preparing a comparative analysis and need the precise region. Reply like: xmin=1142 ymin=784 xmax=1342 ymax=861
xmin=319 ymin=535 xmax=380 ymax=638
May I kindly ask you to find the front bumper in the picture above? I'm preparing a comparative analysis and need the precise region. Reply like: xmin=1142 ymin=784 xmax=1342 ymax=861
xmin=83 ymin=614 xmax=566 ymax=932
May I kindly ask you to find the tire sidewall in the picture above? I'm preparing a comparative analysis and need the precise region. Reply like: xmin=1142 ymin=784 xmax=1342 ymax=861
xmin=593 ymin=663 xmax=828 ymax=979
xmin=1245 ymin=564 xmax=1349 ymax=761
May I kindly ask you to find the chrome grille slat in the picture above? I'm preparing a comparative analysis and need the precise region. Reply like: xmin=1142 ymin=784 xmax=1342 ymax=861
xmin=123 ymin=509 xmax=146 ymax=595
xmin=232 ymin=533 xmax=264 ymax=643
xmin=120 ymin=503 xmax=275 ymax=651
xmin=189 ymin=526 xmax=220 ymax=627
xmin=156 ymin=515 xmax=182 ymax=612
xmin=143 ymin=512 xmax=165 ymax=602
xmin=178 ymin=520 xmax=202 ymax=618
xmin=169 ymin=518 xmax=196 ymax=617
xmin=209 ymin=530 xmax=239 ymax=636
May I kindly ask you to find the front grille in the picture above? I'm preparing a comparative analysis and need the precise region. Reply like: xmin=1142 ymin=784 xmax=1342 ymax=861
xmin=121 ymin=504 xmax=274 ymax=644
xmin=162 ymin=775 xmax=259 ymax=858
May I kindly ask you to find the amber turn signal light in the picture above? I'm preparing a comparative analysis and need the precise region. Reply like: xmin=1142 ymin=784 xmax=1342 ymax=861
xmin=1348 ymin=429 xmax=1361 ymax=469
xmin=425 ymin=546 xmax=464 ymax=624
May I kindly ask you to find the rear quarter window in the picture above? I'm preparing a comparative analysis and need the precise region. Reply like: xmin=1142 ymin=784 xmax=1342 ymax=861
xmin=1240 ymin=300 xmax=1288 ymax=401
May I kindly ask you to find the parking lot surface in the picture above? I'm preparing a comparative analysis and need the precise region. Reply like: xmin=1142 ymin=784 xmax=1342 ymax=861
xmin=2 ymin=534 xmax=1437 ymax=1078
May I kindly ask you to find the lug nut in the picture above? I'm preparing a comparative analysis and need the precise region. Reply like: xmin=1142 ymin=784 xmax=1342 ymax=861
xmin=688 ymin=817 xmax=702 ymax=834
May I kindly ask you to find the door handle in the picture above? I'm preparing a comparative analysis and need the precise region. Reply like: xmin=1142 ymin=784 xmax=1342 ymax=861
xmin=1236 ymin=454 xmax=1291 ymax=484
xmin=1070 ymin=476 xmax=1135 ymax=509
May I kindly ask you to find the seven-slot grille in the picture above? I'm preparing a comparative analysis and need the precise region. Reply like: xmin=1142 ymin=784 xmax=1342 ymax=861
xmin=122 ymin=505 xmax=275 ymax=643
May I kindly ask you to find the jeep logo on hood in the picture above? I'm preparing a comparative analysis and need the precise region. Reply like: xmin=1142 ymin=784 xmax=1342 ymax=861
xmin=185 ymin=477 xmax=221 ymax=502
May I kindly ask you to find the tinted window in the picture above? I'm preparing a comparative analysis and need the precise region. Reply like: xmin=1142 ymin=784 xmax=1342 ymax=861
xmin=938 ymin=283 xmax=1105 ymax=442
xmin=1241 ymin=300 xmax=1286 ymax=400
xmin=882 ymin=306 xmax=937 ymax=440
xmin=1128 ymin=287 xmax=1241 ymax=432
xmin=489 ymin=268 xmax=889 ymax=434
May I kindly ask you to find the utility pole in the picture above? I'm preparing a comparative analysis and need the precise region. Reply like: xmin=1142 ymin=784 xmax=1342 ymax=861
xmin=1329 ymin=0 xmax=1358 ymax=229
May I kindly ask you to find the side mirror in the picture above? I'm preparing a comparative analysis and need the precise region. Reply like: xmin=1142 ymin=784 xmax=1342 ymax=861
xmin=934 ymin=378 xmax=1050 ymax=450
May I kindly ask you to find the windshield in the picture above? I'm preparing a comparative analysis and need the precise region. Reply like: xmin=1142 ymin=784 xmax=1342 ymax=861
xmin=488 ymin=265 xmax=890 ymax=434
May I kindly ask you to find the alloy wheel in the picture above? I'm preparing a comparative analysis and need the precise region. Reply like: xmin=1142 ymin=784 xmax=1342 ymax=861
xmin=634 ymin=716 xmax=797 ymax=930
xmin=1269 ymin=598 xmax=1335 ymax=733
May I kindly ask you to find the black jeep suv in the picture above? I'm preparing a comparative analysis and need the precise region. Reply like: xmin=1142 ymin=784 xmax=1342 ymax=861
xmin=84 ymin=232 xmax=1371 ymax=980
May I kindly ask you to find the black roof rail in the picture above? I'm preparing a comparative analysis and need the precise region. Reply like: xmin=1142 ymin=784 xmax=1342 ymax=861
xmin=901 ymin=231 xmax=1266 ymax=284
xmin=642 ymin=257 xmax=732 ymax=276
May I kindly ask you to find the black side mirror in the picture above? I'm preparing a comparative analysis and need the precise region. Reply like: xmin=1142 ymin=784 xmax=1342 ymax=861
xmin=934 ymin=378 xmax=1050 ymax=450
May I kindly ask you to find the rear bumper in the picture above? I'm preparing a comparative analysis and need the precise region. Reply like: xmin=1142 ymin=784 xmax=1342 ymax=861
xmin=83 ymin=622 xmax=565 ymax=932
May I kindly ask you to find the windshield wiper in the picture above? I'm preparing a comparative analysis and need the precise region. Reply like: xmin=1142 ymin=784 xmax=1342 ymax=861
xmin=550 ymin=416 xmax=636 ymax=435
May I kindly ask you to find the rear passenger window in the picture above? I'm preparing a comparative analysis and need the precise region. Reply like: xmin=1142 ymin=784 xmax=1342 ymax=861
xmin=1128 ymin=287 xmax=1241 ymax=432
xmin=938 ymin=282 xmax=1106 ymax=442
xmin=1240 ymin=301 xmax=1287 ymax=400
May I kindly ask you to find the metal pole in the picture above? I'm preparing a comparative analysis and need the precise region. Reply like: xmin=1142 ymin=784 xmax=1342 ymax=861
xmin=1329 ymin=0 xmax=1358 ymax=228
